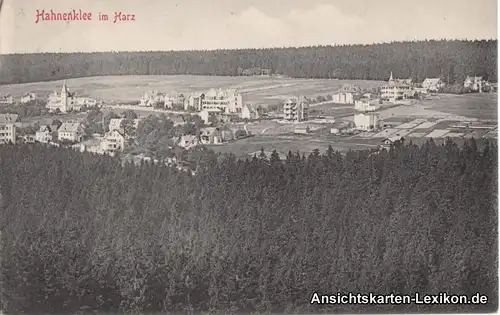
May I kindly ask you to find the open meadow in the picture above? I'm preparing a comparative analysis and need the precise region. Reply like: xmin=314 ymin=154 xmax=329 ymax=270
xmin=0 ymin=75 xmax=386 ymax=106
xmin=207 ymin=134 xmax=380 ymax=159
xmin=420 ymin=93 xmax=497 ymax=120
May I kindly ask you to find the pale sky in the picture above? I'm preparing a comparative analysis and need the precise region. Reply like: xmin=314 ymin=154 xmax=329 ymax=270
xmin=0 ymin=0 xmax=497 ymax=54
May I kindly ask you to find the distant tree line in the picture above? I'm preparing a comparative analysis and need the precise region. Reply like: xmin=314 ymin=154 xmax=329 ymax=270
xmin=0 ymin=138 xmax=496 ymax=314
xmin=0 ymin=40 xmax=496 ymax=84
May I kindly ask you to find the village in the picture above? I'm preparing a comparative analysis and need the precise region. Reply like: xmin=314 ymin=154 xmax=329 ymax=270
xmin=0 ymin=73 xmax=497 ymax=166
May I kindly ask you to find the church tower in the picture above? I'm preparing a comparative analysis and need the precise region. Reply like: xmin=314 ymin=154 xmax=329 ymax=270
xmin=60 ymin=81 xmax=69 ymax=112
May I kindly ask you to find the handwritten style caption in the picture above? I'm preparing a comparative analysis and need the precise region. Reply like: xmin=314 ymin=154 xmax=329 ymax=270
xmin=35 ymin=10 xmax=136 ymax=24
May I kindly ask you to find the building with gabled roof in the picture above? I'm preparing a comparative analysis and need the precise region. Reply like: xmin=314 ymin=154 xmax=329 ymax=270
xmin=0 ymin=94 xmax=13 ymax=105
xmin=380 ymin=136 xmax=405 ymax=150
xmin=422 ymin=78 xmax=445 ymax=92
xmin=101 ymin=129 xmax=126 ymax=153
xmin=20 ymin=92 xmax=37 ymax=104
xmin=464 ymin=76 xmax=485 ymax=92
xmin=198 ymin=108 xmax=229 ymax=125
xmin=35 ymin=125 xmax=58 ymax=143
xmin=381 ymin=72 xmax=414 ymax=102
xmin=177 ymin=134 xmax=200 ymax=149
xmin=241 ymin=104 xmax=260 ymax=120
xmin=184 ymin=92 xmax=205 ymax=111
xmin=109 ymin=118 xmax=140 ymax=132
xmin=58 ymin=121 xmax=84 ymax=142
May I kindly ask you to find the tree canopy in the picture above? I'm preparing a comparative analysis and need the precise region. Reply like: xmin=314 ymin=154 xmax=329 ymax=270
xmin=0 ymin=139 xmax=496 ymax=313
xmin=0 ymin=40 xmax=496 ymax=84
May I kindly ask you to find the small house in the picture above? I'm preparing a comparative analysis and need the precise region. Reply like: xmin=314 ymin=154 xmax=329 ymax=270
xmin=199 ymin=108 xmax=223 ymax=125
xmin=20 ymin=92 xmax=36 ymax=104
xmin=422 ymin=78 xmax=444 ymax=92
xmin=35 ymin=125 xmax=58 ymax=143
xmin=464 ymin=76 xmax=484 ymax=92
xmin=380 ymin=136 xmax=405 ymax=150
xmin=0 ymin=94 xmax=13 ymax=105
xmin=178 ymin=135 xmax=200 ymax=149
xmin=200 ymin=127 xmax=223 ymax=144
xmin=101 ymin=129 xmax=126 ymax=153
xmin=294 ymin=126 xmax=310 ymax=134
xmin=241 ymin=104 xmax=260 ymax=120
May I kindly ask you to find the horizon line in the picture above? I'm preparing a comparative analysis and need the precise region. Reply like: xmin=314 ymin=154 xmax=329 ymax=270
xmin=0 ymin=37 xmax=497 ymax=55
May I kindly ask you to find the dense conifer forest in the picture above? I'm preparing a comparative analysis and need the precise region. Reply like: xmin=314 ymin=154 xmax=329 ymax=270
xmin=0 ymin=139 xmax=497 ymax=313
xmin=0 ymin=40 xmax=496 ymax=84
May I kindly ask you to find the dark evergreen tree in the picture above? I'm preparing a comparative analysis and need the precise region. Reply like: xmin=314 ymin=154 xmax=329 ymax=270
xmin=0 ymin=40 xmax=496 ymax=84
xmin=0 ymin=140 xmax=496 ymax=313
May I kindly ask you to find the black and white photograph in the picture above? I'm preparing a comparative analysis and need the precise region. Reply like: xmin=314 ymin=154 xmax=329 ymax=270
xmin=0 ymin=0 xmax=497 ymax=313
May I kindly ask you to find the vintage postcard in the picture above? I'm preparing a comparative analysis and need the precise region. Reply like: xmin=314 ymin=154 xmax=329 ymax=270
xmin=0 ymin=0 xmax=497 ymax=314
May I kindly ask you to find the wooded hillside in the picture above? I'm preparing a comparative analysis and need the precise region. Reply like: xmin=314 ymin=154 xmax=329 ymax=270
xmin=0 ymin=139 xmax=496 ymax=313
xmin=0 ymin=40 xmax=496 ymax=84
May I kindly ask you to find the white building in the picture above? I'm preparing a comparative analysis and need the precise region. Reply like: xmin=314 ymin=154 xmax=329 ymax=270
xmin=177 ymin=135 xmax=200 ymax=149
xmin=380 ymin=72 xmax=414 ymax=102
xmin=20 ymin=92 xmax=36 ymax=104
xmin=354 ymin=98 xmax=380 ymax=112
xmin=108 ymin=118 xmax=140 ymax=132
xmin=241 ymin=104 xmax=260 ymax=120
xmin=199 ymin=108 xmax=225 ymax=125
xmin=294 ymin=126 xmax=310 ymax=134
xmin=140 ymin=91 xmax=165 ymax=107
xmin=58 ymin=121 xmax=84 ymax=142
xmin=414 ymin=87 xmax=429 ymax=95
xmin=46 ymin=81 xmax=97 ymax=113
xmin=201 ymin=88 xmax=244 ymax=114
xmin=198 ymin=127 xmax=234 ymax=144
xmin=76 ymin=97 xmax=97 ymax=107
xmin=422 ymin=78 xmax=445 ymax=92
xmin=283 ymin=97 xmax=308 ymax=122
xmin=331 ymin=92 xmax=354 ymax=104
xmin=163 ymin=92 xmax=185 ymax=109
xmin=0 ymin=95 xmax=13 ymax=105
xmin=200 ymin=127 xmax=223 ymax=144
xmin=0 ymin=114 xmax=18 ymax=144
xmin=35 ymin=125 xmax=58 ymax=143
xmin=354 ymin=113 xmax=379 ymax=131
xmin=464 ymin=76 xmax=484 ymax=92
xmin=184 ymin=93 xmax=205 ymax=111
xmin=101 ymin=129 xmax=126 ymax=153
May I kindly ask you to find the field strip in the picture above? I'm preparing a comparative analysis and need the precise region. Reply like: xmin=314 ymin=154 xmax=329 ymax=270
xmin=108 ymin=104 xmax=185 ymax=114
xmin=309 ymin=101 xmax=353 ymax=108
xmin=239 ymin=83 xmax=300 ymax=93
